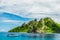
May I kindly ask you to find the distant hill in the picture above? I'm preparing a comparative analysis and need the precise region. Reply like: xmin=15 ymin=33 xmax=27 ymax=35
xmin=9 ymin=17 xmax=60 ymax=33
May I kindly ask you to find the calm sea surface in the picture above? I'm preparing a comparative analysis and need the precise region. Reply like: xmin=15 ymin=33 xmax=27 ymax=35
xmin=0 ymin=32 xmax=60 ymax=40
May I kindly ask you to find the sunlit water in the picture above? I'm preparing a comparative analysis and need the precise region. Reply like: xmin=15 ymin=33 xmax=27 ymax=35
xmin=0 ymin=32 xmax=60 ymax=40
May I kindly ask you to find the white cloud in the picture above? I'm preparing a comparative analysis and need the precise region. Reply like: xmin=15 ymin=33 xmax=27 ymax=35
xmin=2 ymin=20 xmax=20 ymax=22
xmin=1 ymin=19 xmax=27 ymax=23
xmin=28 ymin=6 xmax=52 ymax=13
xmin=0 ymin=19 xmax=29 ymax=24
xmin=0 ymin=0 xmax=60 ymax=23
xmin=0 ymin=0 xmax=60 ymax=15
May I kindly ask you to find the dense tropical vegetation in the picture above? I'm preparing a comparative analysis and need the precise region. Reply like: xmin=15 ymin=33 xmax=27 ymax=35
xmin=9 ymin=17 xmax=60 ymax=33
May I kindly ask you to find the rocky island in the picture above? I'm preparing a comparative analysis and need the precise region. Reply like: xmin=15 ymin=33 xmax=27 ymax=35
xmin=9 ymin=17 xmax=60 ymax=34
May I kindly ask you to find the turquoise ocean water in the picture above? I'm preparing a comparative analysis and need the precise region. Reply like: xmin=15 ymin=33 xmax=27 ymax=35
xmin=0 ymin=32 xmax=60 ymax=40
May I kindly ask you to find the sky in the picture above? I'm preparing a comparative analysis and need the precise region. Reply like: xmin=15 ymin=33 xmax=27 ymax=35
xmin=0 ymin=0 xmax=60 ymax=32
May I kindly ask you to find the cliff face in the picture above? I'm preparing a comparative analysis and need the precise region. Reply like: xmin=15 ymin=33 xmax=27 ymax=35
xmin=9 ymin=17 xmax=60 ymax=33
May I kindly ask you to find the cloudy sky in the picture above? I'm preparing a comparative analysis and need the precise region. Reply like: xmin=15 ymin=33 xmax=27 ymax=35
xmin=0 ymin=0 xmax=60 ymax=32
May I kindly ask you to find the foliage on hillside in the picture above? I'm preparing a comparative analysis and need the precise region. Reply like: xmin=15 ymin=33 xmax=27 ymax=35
xmin=9 ymin=17 xmax=60 ymax=33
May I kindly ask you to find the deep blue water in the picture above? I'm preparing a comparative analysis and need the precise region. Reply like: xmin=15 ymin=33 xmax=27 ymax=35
xmin=0 ymin=32 xmax=60 ymax=40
